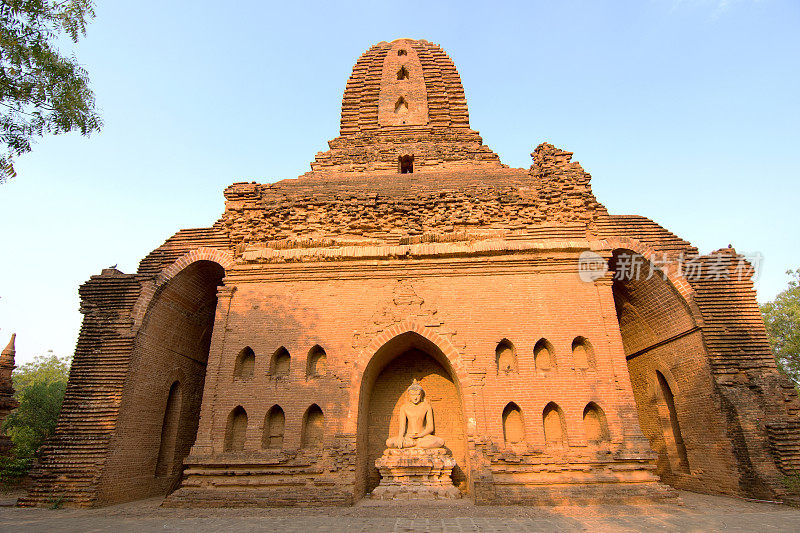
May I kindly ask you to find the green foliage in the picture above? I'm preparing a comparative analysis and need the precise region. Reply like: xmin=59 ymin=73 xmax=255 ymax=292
xmin=47 ymin=494 xmax=64 ymax=509
xmin=761 ymin=269 xmax=800 ymax=386
xmin=0 ymin=0 xmax=101 ymax=182
xmin=0 ymin=455 xmax=31 ymax=484
xmin=2 ymin=353 xmax=69 ymax=460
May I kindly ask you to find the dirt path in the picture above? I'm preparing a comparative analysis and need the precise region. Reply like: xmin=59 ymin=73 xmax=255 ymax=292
xmin=0 ymin=490 xmax=798 ymax=532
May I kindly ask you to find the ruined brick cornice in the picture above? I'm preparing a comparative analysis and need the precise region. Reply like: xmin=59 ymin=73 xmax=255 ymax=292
xmin=238 ymin=238 xmax=603 ymax=265
xmin=226 ymin=248 xmax=601 ymax=283
xmin=220 ymin=144 xmax=608 ymax=253
xmin=530 ymin=143 xmax=606 ymax=223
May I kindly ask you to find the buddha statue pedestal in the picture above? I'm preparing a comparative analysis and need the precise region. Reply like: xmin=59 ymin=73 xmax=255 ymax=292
xmin=371 ymin=447 xmax=461 ymax=500
xmin=371 ymin=379 xmax=461 ymax=499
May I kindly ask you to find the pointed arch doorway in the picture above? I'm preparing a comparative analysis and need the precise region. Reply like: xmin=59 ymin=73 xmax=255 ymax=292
xmin=355 ymin=331 xmax=467 ymax=499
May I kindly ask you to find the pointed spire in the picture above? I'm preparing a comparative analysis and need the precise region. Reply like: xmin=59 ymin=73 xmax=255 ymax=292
xmin=2 ymin=333 xmax=15 ymax=355
xmin=0 ymin=333 xmax=15 ymax=367
xmin=0 ymin=334 xmax=18 ymax=453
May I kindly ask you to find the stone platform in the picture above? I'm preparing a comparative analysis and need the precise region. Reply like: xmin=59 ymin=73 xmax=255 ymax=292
xmin=371 ymin=448 xmax=461 ymax=500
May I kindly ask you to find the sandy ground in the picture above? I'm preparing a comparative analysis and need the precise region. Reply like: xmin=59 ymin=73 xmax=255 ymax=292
xmin=1 ymin=489 xmax=799 ymax=532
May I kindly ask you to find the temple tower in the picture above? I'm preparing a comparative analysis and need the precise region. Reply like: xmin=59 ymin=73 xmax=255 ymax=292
xmin=0 ymin=334 xmax=19 ymax=456
xmin=310 ymin=38 xmax=503 ymax=174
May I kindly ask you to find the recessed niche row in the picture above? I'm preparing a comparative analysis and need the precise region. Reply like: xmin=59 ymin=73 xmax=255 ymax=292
xmin=223 ymin=403 xmax=324 ymax=452
xmin=502 ymin=401 xmax=610 ymax=446
xmin=495 ymin=337 xmax=596 ymax=374
xmin=232 ymin=345 xmax=327 ymax=380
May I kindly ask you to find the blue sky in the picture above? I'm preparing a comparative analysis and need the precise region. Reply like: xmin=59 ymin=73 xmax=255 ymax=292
xmin=1 ymin=0 xmax=798 ymax=365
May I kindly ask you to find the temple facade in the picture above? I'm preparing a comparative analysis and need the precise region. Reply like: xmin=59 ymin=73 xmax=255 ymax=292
xmin=20 ymin=38 xmax=800 ymax=507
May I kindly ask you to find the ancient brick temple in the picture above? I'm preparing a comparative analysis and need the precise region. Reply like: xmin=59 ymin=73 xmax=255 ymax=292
xmin=20 ymin=38 xmax=800 ymax=507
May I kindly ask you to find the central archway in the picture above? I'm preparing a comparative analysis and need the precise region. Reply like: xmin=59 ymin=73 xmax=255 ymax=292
xmin=355 ymin=331 xmax=467 ymax=499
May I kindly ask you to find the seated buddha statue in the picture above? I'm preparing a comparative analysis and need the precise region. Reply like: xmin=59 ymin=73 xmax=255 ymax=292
xmin=386 ymin=379 xmax=445 ymax=449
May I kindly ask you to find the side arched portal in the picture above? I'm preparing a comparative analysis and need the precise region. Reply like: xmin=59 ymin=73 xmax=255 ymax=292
xmin=97 ymin=259 xmax=225 ymax=503
xmin=355 ymin=331 xmax=466 ymax=499
xmin=609 ymin=247 xmax=756 ymax=494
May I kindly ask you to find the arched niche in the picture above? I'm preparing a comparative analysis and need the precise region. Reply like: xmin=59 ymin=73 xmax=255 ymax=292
xmin=543 ymin=402 xmax=567 ymax=447
xmin=355 ymin=331 xmax=466 ymax=500
xmin=502 ymin=402 xmax=525 ymax=445
xmin=496 ymin=339 xmax=518 ymax=374
xmin=656 ymin=371 xmax=690 ymax=473
xmin=302 ymin=404 xmax=324 ymax=448
xmin=583 ymin=402 xmax=610 ymax=444
xmin=234 ymin=346 xmax=255 ymax=379
xmin=270 ymin=346 xmax=291 ymax=377
xmin=262 ymin=405 xmax=285 ymax=450
xmin=306 ymin=345 xmax=327 ymax=377
xmin=395 ymin=96 xmax=409 ymax=113
xmin=534 ymin=338 xmax=556 ymax=370
xmin=571 ymin=337 xmax=596 ymax=370
xmin=224 ymin=406 xmax=248 ymax=452
xmin=155 ymin=381 xmax=181 ymax=478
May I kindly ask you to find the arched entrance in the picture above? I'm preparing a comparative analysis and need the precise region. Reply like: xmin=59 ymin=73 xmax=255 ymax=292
xmin=608 ymin=247 xmax=765 ymax=496
xmin=355 ymin=331 xmax=467 ymax=499
xmin=610 ymin=249 xmax=697 ymax=485
xmin=97 ymin=259 xmax=225 ymax=503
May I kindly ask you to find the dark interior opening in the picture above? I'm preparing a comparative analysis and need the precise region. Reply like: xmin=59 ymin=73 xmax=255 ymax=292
xmin=399 ymin=155 xmax=414 ymax=174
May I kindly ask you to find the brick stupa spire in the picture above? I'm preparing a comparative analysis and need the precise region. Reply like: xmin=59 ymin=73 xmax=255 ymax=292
xmin=309 ymin=38 xmax=503 ymax=175
xmin=0 ymin=334 xmax=19 ymax=455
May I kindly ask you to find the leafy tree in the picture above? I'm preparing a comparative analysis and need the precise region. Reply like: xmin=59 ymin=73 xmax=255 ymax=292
xmin=2 ymin=353 xmax=69 ymax=458
xmin=761 ymin=269 xmax=800 ymax=386
xmin=0 ymin=0 xmax=101 ymax=182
